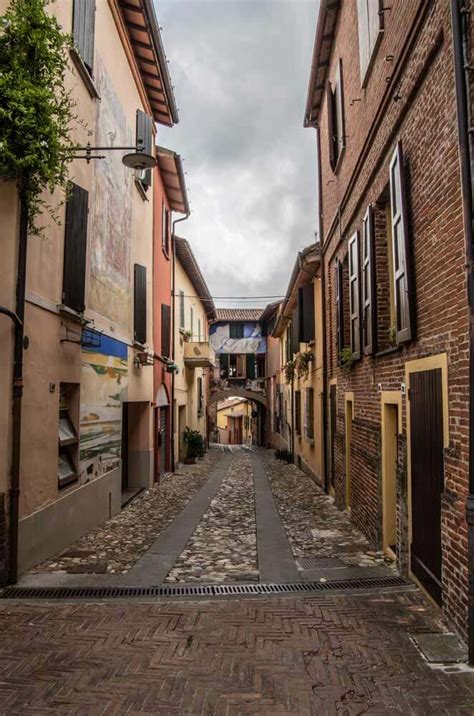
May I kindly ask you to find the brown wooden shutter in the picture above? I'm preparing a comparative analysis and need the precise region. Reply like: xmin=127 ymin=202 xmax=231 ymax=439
xmin=246 ymin=353 xmax=256 ymax=380
xmin=348 ymin=232 xmax=361 ymax=360
xmin=298 ymin=283 xmax=315 ymax=343
xmin=73 ymin=0 xmax=96 ymax=74
xmin=136 ymin=110 xmax=154 ymax=188
xmin=63 ymin=182 xmax=88 ymax=313
xmin=335 ymin=259 xmax=344 ymax=354
xmin=295 ymin=391 xmax=301 ymax=435
xmin=291 ymin=306 xmax=300 ymax=356
xmin=335 ymin=59 xmax=345 ymax=155
xmin=134 ymin=264 xmax=147 ymax=345
xmin=389 ymin=141 xmax=413 ymax=343
xmin=362 ymin=206 xmax=377 ymax=354
xmin=161 ymin=304 xmax=171 ymax=358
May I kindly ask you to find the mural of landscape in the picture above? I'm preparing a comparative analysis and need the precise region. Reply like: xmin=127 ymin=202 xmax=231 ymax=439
xmin=79 ymin=336 xmax=128 ymax=481
xmin=89 ymin=58 xmax=133 ymax=329
xmin=209 ymin=322 xmax=267 ymax=354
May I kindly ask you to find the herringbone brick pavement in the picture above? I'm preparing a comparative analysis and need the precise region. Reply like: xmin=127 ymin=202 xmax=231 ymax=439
xmin=0 ymin=591 xmax=473 ymax=715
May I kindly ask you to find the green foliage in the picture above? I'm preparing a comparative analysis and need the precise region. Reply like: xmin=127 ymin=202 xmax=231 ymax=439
xmin=275 ymin=448 xmax=293 ymax=464
xmin=0 ymin=0 xmax=75 ymax=234
xmin=339 ymin=347 xmax=354 ymax=373
xmin=284 ymin=360 xmax=296 ymax=384
xmin=184 ymin=428 xmax=206 ymax=459
xmin=295 ymin=350 xmax=314 ymax=380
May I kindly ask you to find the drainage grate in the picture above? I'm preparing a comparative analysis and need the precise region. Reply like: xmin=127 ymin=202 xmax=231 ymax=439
xmin=297 ymin=557 xmax=345 ymax=570
xmin=0 ymin=575 xmax=408 ymax=601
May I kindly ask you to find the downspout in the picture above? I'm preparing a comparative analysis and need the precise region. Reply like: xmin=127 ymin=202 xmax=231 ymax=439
xmin=171 ymin=212 xmax=190 ymax=472
xmin=451 ymin=0 xmax=474 ymax=664
xmin=8 ymin=184 xmax=29 ymax=584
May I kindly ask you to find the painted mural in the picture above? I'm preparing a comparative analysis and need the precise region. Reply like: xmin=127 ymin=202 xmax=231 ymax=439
xmin=209 ymin=322 xmax=267 ymax=354
xmin=89 ymin=58 xmax=133 ymax=329
xmin=79 ymin=336 xmax=128 ymax=481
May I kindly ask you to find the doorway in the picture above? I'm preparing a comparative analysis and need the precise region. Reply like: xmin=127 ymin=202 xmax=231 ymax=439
xmin=178 ymin=405 xmax=186 ymax=462
xmin=329 ymin=383 xmax=337 ymax=494
xmin=121 ymin=402 xmax=129 ymax=491
xmin=345 ymin=396 xmax=353 ymax=510
xmin=382 ymin=401 xmax=398 ymax=559
xmin=409 ymin=368 xmax=444 ymax=604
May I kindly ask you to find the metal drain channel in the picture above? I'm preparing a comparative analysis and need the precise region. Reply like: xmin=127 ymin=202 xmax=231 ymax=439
xmin=0 ymin=575 xmax=408 ymax=600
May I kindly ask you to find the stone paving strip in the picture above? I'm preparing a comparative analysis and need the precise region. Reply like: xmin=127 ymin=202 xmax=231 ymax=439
xmin=166 ymin=450 xmax=259 ymax=582
xmin=32 ymin=450 xmax=220 ymax=575
xmin=262 ymin=449 xmax=392 ymax=568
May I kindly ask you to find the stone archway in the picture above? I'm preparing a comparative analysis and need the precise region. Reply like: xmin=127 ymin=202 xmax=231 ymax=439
xmin=208 ymin=389 xmax=267 ymax=447
xmin=208 ymin=388 xmax=267 ymax=408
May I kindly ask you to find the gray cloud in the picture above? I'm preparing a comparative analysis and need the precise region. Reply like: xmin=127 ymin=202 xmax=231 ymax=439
xmin=156 ymin=0 xmax=319 ymax=307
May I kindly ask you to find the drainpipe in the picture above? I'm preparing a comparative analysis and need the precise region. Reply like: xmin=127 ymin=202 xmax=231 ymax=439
xmin=451 ymin=0 xmax=474 ymax=664
xmin=7 ymin=183 xmax=29 ymax=584
xmin=171 ymin=212 xmax=190 ymax=471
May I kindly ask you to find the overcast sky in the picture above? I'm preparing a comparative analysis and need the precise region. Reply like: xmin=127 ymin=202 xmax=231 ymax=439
xmin=157 ymin=0 xmax=319 ymax=308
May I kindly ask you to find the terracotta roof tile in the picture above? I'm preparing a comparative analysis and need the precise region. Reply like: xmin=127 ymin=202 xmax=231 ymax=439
xmin=214 ymin=308 xmax=263 ymax=322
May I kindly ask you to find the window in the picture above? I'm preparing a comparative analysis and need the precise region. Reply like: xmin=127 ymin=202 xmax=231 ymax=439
xmin=58 ymin=383 xmax=79 ymax=489
xmin=197 ymin=377 xmax=203 ymax=414
xmin=190 ymin=307 xmax=194 ymax=339
xmin=389 ymin=141 xmax=413 ymax=343
xmin=291 ymin=306 xmax=300 ymax=356
xmin=63 ymin=182 xmax=89 ymax=313
xmin=230 ymin=322 xmax=244 ymax=339
xmin=298 ymin=283 xmax=315 ymax=343
xmin=246 ymin=354 xmax=256 ymax=380
xmin=161 ymin=304 xmax=171 ymax=358
xmin=179 ymin=290 xmax=185 ymax=329
xmin=134 ymin=264 xmax=147 ymax=345
xmin=285 ymin=324 xmax=292 ymax=363
xmin=198 ymin=318 xmax=201 ymax=341
xmin=373 ymin=192 xmax=397 ymax=351
xmin=135 ymin=110 xmax=154 ymax=191
xmin=357 ymin=0 xmax=384 ymax=84
xmin=304 ymin=387 xmax=314 ymax=440
xmin=256 ymin=354 xmax=265 ymax=379
xmin=295 ymin=390 xmax=302 ymax=435
xmin=220 ymin=353 xmax=229 ymax=378
xmin=335 ymin=258 xmax=344 ymax=354
xmin=161 ymin=203 xmax=170 ymax=253
xmin=73 ymin=0 xmax=96 ymax=76
xmin=362 ymin=206 xmax=377 ymax=354
xmin=327 ymin=59 xmax=345 ymax=172
xmin=348 ymin=232 xmax=361 ymax=360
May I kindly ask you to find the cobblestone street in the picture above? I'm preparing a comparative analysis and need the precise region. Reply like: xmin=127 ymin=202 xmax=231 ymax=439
xmin=3 ymin=447 xmax=474 ymax=713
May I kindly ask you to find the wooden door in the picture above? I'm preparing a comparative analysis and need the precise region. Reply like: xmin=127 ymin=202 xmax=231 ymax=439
xmin=159 ymin=407 xmax=167 ymax=476
xmin=121 ymin=402 xmax=129 ymax=490
xmin=330 ymin=385 xmax=337 ymax=490
xmin=409 ymin=369 xmax=444 ymax=604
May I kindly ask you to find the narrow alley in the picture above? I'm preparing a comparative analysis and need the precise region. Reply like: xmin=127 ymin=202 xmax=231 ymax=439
xmin=1 ymin=447 xmax=474 ymax=713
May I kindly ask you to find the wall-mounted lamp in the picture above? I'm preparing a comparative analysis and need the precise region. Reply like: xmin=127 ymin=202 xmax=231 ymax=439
xmin=73 ymin=142 xmax=156 ymax=170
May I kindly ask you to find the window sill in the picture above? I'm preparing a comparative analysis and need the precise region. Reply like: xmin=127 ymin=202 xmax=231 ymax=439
xmin=134 ymin=179 xmax=150 ymax=202
xmin=70 ymin=47 xmax=100 ymax=100
xmin=58 ymin=474 xmax=78 ymax=490
xmin=58 ymin=304 xmax=88 ymax=325
xmin=375 ymin=345 xmax=401 ymax=359
xmin=133 ymin=340 xmax=148 ymax=350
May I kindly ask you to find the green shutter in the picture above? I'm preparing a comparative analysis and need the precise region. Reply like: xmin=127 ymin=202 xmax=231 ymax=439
xmin=246 ymin=354 xmax=256 ymax=380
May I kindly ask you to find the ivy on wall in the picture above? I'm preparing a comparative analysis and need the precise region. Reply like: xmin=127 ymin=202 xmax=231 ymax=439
xmin=0 ymin=0 xmax=75 ymax=234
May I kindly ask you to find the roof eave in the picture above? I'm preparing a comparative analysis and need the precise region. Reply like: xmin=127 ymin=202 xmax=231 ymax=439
xmin=142 ymin=0 xmax=179 ymax=125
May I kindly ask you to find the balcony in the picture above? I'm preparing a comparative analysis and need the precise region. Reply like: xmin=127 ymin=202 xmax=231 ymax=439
xmin=184 ymin=341 xmax=215 ymax=369
xmin=210 ymin=377 xmax=267 ymax=397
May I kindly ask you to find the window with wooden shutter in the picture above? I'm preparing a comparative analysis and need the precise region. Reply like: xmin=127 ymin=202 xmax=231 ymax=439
xmin=389 ymin=141 xmax=413 ymax=344
xmin=246 ymin=353 xmax=256 ymax=380
xmin=362 ymin=206 xmax=377 ymax=354
xmin=134 ymin=264 xmax=147 ymax=345
xmin=230 ymin=323 xmax=244 ymax=339
xmin=291 ymin=307 xmax=300 ymax=356
xmin=327 ymin=60 xmax=345 ymax=172
xmin=335 ymin=259 xmax=344 ymax=355
xmin=197 ymin=377 xmax=203 ymax=413
xmin=349 ymin=232 xmax=361 ymax=360
xmin=179 ymin=290 xmax=185 ymax=329
xmin=305 ymin=387 xmax=314 ymax=440
xmin=295 ymin=391 xmax=302 ymax=435
xmin=161 ymin=304 xmax=171 ymax=358
xmin=220 ymin=353 xmax=229 ymax=378
xmin=357 ymin=0 xmax=384 ymax=84
xmin=73 ymin=0 xmax=96 ymax=75
xmin=136 ymin=110 xmax=154 ymax=190
xmin=161 ymin=202 xmax=168 ymax=252
xmin=63 ymin=182 xmax=89 ymax=313
xmin=298 ymin=283 xmax=315 ymax=343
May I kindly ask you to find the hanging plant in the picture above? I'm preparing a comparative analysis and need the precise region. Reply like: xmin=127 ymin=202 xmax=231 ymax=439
xmin=339 ymin=347 xmax=354 ymax=373
xmin=284 ymin=359 xmax=296 ymax=384
xmin=295 ymin=350 xmax=314 ymax=379
xmin=0 ymin=0 xmax=76 ymax=235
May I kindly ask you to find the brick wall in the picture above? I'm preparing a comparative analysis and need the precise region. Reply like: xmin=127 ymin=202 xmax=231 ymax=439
xmin=315 ymin=0 xmax=470 ymax=641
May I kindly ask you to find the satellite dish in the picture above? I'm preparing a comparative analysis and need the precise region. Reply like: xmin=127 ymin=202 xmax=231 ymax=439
xmin=122 ymin=150 xmax=156 ymax=170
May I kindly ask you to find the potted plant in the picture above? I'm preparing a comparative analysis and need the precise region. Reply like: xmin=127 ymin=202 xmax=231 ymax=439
xmin=339 ymin=348 xmax=354 ymax=373
xmin=295 ymin=350 xmax=314 ymax=379
xmin=183 ymin=427 xmax=205 ymax=464
xmin=284 ymin=360 xmax=296 ymax=384
xmin=180 ymin=329 xmax=193 ymax=342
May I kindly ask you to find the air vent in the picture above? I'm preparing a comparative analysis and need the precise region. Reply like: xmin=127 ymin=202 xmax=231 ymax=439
xmin=0 ymin=575 xmax=409 ymax=601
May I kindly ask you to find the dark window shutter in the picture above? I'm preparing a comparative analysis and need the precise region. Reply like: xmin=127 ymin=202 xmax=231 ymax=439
xmin=291 ymin=307 xmax=300 ymax=356
xmin=136 ymin=110 xmax=154 ymax=188
xmin=335 ymin=59 xmax=345 ymax=155
xmin=305 ymin=387 xmax=314 ymax=439
xmin=161 ymin=304 xmax=171 ymax=358
xmin=295 ymin=391 xmax=301 ymax=434
xmin=197 ymin=377 xmax=203 ymax=412
xmin=348 ymin=232 xmax=361 ymax=360
xmin=362 ymin=205 xmax=377 ymax=354
xmin=220 ymin=353 xmax=229 ymax=377
xmin=390 ymin=141 xmax=413 ymax=344
xmin=299 ymin=283 xmax=315 ymax=343
xmin=335 ymin=259 xmax=344 ymax=354
xmin=63 ymin=182 xmax=88 ymax=313
xmin=134 ymin=264 xmax=147 ymax=345
xmin=230 ymin=323 xmax=244 ymax=339
xmin=73 ymin=0 xmax=96 ymax=74
xmin=246 ymin=353 xmax=256 ymax=380
xmin=327 ymin=80 xmax=336 ymax=171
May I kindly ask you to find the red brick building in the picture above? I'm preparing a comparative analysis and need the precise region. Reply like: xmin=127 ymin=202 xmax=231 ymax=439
xmin=304 ymin=0 xmax=473 ymax=645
